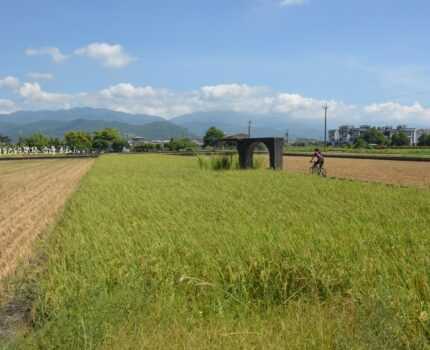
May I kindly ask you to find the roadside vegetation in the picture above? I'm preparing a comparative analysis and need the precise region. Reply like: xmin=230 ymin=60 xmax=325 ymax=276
xmin=5 ymin=154 xmax=430 ymax=349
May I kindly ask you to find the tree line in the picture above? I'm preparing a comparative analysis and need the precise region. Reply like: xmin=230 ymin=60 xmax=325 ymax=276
xmin=0 ymin=128 xmax=128 ymax=152
xmin=134 ymin=127 xmax=225 ymax=152
xmin=0 ymin=126 xmax=227 ymax=153
xmin=353 ymin=128 xmax=430 ymax=148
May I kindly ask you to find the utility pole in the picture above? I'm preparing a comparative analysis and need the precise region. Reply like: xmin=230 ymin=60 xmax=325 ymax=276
xmin=285 ymin=129 xmax=289 ymax=144
xmin=248 ymin=120 xmax=252 ymax=138
xmin=322 ymin=104 xmax=329 ymax=150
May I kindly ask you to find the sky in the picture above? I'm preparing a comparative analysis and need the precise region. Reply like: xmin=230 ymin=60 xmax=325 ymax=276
xmin=0 ymin=0 xmax=429 ymax=127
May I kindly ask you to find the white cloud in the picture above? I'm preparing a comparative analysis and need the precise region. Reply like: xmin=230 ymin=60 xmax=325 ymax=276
xmin=0 ymin=99 xmax=17 ymax=114
xmin=279 ymin=0 xmax=306 ymax=7
xmin=27 ymin=72 xmax=54 ymax=81
xmin=364 ymin=102 xmax=430 ymax=123
xmin=0 ymin=76 xmax=20 ymax=91
xmin=88 ymin=83 xmax=188 ymax=116
xmin=89 ymin=83 xmax=430 ymax=125
xmin=274 ymin=93 xmax=321 ymax=113
xmin=74 ymin=42 xmax=135 ymax=68
xmin=200 ymin=84 xmax=264 ymax=99
xmin=2 ymin=80 xmax=430 ymax=126
xmin=19 ymin=82 xmax=70 ymax=106
xmin=100 ymin=83 xmax=157 ymax=98
xmin=25 ymin=47 xmax=68 ymax=63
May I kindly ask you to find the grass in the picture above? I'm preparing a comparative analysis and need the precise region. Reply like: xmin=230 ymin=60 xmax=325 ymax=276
xmin=197 ymin=154 xmax=266 ymax=170
xmin=6 ymin=154 xmax=430 ymax=349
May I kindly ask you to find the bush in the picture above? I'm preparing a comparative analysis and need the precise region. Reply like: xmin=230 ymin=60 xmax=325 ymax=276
xmin=391 ymin=132 xmax=410 ymax=146
xmin=418 ymin=134 xmax=430 ymax=146
xmin=165 ymin=138 xmax=197 ymax=151
xmin=353 ymin=137 xmax=367 ymax=149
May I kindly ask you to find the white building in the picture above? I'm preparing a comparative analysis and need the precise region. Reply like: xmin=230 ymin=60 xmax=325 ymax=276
xmin=329 ymin=125 xmax=430 ymax=146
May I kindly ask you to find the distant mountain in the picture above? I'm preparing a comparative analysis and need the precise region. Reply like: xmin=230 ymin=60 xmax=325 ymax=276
xmin=2 ymin=107 xmax=164 ymax=125
xmin=0 ymin=119 xmax=193 ymax=141
xmin=170 ymin=111 xmax=323 ymax=140
xmin=0 ymin=107 xmax=324 ymax=141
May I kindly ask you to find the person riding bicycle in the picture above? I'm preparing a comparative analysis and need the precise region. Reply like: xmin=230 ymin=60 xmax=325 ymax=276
xmin=310 ymin=148 xmax=324 ymax=171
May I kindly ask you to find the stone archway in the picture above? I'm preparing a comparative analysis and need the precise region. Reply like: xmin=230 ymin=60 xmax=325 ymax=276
xmin=226 ymin=137 xmax=284 ymax=170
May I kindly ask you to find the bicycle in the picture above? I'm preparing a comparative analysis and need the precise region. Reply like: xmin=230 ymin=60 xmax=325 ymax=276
xmin=309 ymin=162 xmax=327 ymax=177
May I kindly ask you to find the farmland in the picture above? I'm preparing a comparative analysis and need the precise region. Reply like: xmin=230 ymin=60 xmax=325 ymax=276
xmin=2 ymin=154 xmax=430 ymax=349
xmin=0 ymin=159 xmax=94 ymax=280
xmin=285 ymin=156 xmax=430 ymax=187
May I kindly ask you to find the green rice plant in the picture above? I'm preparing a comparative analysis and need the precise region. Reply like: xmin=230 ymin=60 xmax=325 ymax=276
xmin=196 ymin=154 xmax=209 ymax=170
xmin=252 ymin=155 xmax=266 ymax=169
xmin=211 ymin=154 xmax=239 ymax=170
xmin=7 ymin=154 xmax=430 ymax=349
xmin=198 ymin=154 xmax=266 ymax=171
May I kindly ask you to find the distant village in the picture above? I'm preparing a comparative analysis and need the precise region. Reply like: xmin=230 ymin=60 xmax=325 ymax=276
xmin=328 ymin=125 xmax=430 ymax=146
xmin=2 ymin=124 xmax=430 ymax=156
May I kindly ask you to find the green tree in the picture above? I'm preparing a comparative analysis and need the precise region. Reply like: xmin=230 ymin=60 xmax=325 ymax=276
xmin=165 ymin=138 xmax=197 ymax=151
xmin=93 ymin=128 xmax=122 ymax=142
xmin=92 ymin=128 xmax=126 ymax=152
xmin=391 ymin=132 xmax=410 ymax=146
xmin=92 ymin=138 xmax=110 ymax=152
xmin=22 ymin=133 xmax=50 ymax=148
xmin=203 ymin=127 xmax=224 ymax=148
xmin=64 ymin=131 xmax=93 ymax=151
xmin=49 ymin=137 xmax=64 ymax=148
xmin=418 ymin=134 xmax=430 ymax=146
xmin=112 ymin=139 xmax=129 ymax=152
xmin=353 ymin=137 xmax=367 ymax=149
xmin=362 ymin=128 xmax=387 ymax=145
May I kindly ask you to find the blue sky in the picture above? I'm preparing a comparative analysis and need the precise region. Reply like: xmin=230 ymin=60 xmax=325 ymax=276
xmin=0 ymin=0 xmax=429 ymax=126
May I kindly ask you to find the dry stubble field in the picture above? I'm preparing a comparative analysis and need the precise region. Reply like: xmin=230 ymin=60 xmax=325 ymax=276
xmin=285 ymin=155 xmax=430 ymax=187
xmin=0 ymin=159 xmax=94 ymax=280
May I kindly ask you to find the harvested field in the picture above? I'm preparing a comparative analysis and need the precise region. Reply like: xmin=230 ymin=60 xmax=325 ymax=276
xmin=0 ymin=159 xmax=94 ymax=280
xmin=285 ymin=156 xmax=430 ymax=187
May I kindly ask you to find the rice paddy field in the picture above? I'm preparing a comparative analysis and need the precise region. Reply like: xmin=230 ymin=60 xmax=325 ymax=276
xmin=2 ymin=154 xmax=430 ymax=349
xmin=285 ymin=156 xmax=430 ymax=188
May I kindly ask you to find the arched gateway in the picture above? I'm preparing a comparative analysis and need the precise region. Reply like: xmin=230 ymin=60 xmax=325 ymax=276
xmin=223 ymin=137 xmax=284 ymax=170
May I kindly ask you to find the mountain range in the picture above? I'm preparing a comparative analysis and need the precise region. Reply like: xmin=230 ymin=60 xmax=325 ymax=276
xmin=0 ymin=108 xmax=323 ymax=141
xmin=0 ymin=108 xmax=191 ymax=141
xmin=170 ymin=111 xmax=322 ymax=139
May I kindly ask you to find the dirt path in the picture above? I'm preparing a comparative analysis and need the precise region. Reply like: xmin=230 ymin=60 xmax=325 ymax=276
xmin=0 ymin=159 xmax=94 ymax=280
xmin=285 ymin=156 xmax=430 ymax=188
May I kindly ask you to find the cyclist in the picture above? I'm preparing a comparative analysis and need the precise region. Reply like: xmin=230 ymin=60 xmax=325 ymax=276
xmin=310 ymin=148 xmax=324 ymax=171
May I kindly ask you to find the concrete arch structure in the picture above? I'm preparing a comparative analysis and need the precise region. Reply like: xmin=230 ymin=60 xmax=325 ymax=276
xmin=226 ymin=137 xmax=284 ymax=170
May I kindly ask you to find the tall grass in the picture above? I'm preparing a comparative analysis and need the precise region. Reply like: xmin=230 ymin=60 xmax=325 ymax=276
xmin=8 ymin=154 xmax=430 ymax=349
xmin=197 ymin=154 xmax=266 ymax=170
